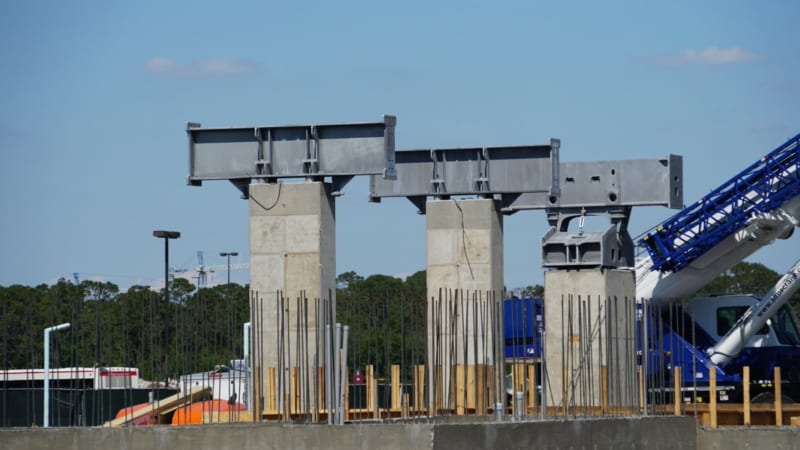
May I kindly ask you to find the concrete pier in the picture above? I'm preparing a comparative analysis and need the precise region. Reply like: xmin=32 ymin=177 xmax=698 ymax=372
xmin=425 ymin=199 xmax=504 ymax=410
xmin=543 ymin=269 xmax=637 ymax=410
xmin=249 ymin=181 xmax=336 ymax=412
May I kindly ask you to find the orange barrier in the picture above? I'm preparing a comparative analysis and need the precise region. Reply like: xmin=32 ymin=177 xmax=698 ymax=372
xmin=171 ymin=400 xmax=246 ymax=425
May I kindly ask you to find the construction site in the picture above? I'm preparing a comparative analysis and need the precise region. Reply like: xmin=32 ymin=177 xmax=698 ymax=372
xmin=2 ymin=116 xmax=800 ymax=450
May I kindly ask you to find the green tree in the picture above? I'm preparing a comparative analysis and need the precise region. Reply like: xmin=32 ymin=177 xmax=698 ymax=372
xmin=696 ymin=261 xmax=800 ymax=321
xmin=336 ymin=271 xmax=427 ymax=380
xmin=522 ymin=284 xmax=544 ymax=298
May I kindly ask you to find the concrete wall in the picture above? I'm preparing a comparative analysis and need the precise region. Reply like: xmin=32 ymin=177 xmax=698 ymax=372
xmin=1 ymin=417 xmax=698 ymax=450
xmin=433 ymin=416 xmax=695 ymax=450
xmin=698 ymin=427 xmax=800 ymax=450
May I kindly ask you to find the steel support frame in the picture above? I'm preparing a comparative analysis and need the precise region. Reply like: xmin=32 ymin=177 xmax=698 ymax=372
xmin=187 ymin=115 xmax=397 ymax=198
xmin=510 ymin=155 xmax=683 ymax=269
xmin=369 ymin=139 xmax=561 ymax=214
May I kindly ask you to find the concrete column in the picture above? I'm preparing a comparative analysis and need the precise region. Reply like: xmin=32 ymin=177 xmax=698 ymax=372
xmin=543 ymin=269 xmax=636 ymax=412
xmin=249 ymin=181 xmax=336 ymax=412
xmin=425 ymin=198 xmax=504 ymax=410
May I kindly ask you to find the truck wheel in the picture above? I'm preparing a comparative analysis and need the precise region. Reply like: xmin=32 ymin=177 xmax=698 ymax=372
xmin=751 ymin=392 xmax=796 ymax=404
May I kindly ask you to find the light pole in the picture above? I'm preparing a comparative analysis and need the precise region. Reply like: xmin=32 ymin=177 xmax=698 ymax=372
xmin=219 ymin=251 xmax=238 ymax=286
xmin=153 ymin=230 xmax=179 ymax=391
xmin=153 ymin=230 xmax=181 ymax=302
xmin=44 ymin=322 xmax=70 ymax=427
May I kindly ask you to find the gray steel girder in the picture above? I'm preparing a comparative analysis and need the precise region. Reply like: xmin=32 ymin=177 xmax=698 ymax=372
xmin=368 ymin=139 xmax=560 ymax=214
xmin=526 ymin=155 xmax=683 ymax=269
xmin=503 ymin=155 xmax=683 ymax=213
xmin=186 ymin=115 xmax=396 ymax=198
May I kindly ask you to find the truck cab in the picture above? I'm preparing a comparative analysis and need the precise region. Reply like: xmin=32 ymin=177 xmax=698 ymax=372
xmin=687 ymin=295 xmax=800 ymax=349
xmin=664 ymin=294 xmax=800 ymax=402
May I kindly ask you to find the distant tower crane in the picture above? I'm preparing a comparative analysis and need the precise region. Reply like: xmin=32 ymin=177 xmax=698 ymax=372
xmin=171 ymin=251 xmax=248 ymax=288
xmin=196 ymin=250 xmax=210 ymax=288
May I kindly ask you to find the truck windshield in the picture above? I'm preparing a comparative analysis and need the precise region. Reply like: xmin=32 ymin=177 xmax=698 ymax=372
xmin=774 ymin=305 xmax=800 ymax=346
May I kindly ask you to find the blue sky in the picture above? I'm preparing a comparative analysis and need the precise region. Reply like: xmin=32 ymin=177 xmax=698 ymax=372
xmin=1 ymin=1 xmax=799 ymax=290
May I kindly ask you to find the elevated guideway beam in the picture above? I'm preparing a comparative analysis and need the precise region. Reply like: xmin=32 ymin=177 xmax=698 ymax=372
xmin=369 ymin=140 xmax=560 ymax=213
xmin=188 ymin=115 xmax=397 ymax=198
xmin=507 ymin=155 xmax=683 ymax=268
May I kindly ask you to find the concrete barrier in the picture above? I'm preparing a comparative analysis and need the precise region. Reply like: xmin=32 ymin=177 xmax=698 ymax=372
xmin=0 ymin=416 xmax=710 ymax=450
xmin=433 ymin=417 xmax=695 ymax=450
xmin=698 ymin=427 xmax=800 ymax=450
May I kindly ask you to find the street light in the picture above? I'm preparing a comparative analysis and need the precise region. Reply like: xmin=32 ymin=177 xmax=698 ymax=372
xmin=152 ymin=230 xmax=179 ymax=397
xmin=219 ymin=251 xmax=238 ymax=286
xmin=153 ymin=230 xmax=181 ymax=301
xmin=44 ymin=322 xmax=70 ymax=427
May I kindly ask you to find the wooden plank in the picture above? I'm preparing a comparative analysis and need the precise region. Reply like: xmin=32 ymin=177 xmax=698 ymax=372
xmin=201 ymin=411 xmax=255 ymax=423
xmin=455 ymin=364 xmax=465 ymax=415
xmin=775 ymin=367 xmax=783 ymax=426
xmin=103 ymin=386 xmax=211 ymax=427
xmin=414 ymin=365 xmax=425 ymax=413
xmin=466 ymin=364 xmax=476 ymax=412
xmin=673 ymin=366 xmax=682 ymax=416
xmin=366 ymin=365 xmax=374 ymax=417
xmin=637 ymin=367 xmax=643 ymax=412
xmin=743 ymin=366 xmax=751 ymax=426
xmin=344 ymin=368 xmax=350 ymax=422
xmin=391 ymin=364 xmax=401 ymax=412
xmin=709 ymin=368 xmax=717 ymax=429
xmin=267 ymin=367 xmax=276 ymax=414
xmin=291 ymin=367 xmax=300 ymax=415
xmin=527 ymin=364 xmax=537 ymax=411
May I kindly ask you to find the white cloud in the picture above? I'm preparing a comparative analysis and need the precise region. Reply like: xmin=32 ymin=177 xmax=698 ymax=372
xmin=196 ymin=57 xmax=258 ymax=75
xmin=657 ymin=47 xmax=759 ymax=66
xmin=143 ymin=57 xmax=258 ymax=76
xmin=143 ymin=57 xmax=181 ymax=74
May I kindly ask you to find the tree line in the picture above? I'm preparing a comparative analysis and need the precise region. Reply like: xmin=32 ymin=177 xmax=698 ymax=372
xmin=0 ymin=278 xmax=248 ymax=383
xmin=1 ymin=262 xmax=797 ymax=382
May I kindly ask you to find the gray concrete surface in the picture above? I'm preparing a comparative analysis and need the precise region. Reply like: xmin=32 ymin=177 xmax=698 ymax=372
xmin=249 ymin=181 xmax=336 ymax=410
xmin=426 ymin=198 xmax=503 ymax=296
xmin=1 ymin=417 xmax=699 ymax=450
xmin=433 ymin=416 xmax=696 ymax=450
xmin=425 ymin=198 xmax=504 ymax=410
xmin=544 ymin=269 xmax=637 ymax=408
xmin=698 ymin=427 xmax=800 ymax=450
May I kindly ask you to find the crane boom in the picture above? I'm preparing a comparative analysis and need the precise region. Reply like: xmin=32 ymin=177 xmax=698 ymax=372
xmin=707 ymin=258 xmax=800 ymax=366
xmin=636 ymin=132 xmax=800 ymax=303
xmin=640 ymin=132 xmax=799 ymax=273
